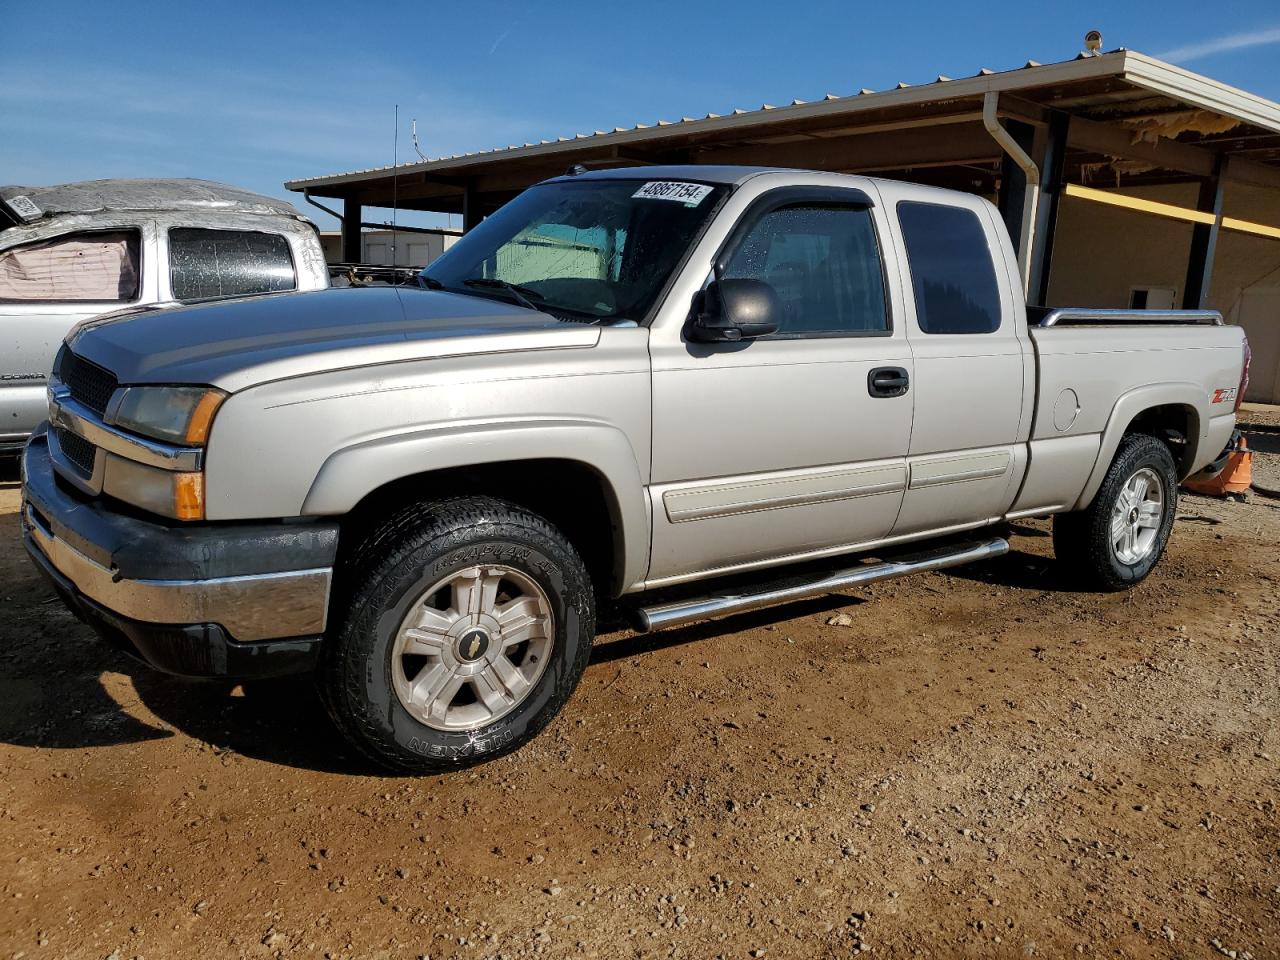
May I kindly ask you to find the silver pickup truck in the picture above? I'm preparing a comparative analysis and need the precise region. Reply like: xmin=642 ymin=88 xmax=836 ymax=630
xmin=21 ymin=166 xmax=1249 ymax=773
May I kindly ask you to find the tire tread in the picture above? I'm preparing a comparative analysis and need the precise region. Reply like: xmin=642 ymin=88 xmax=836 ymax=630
xmin=319 ymin=496 xmax=594 ymax=774
xmin=1052 ymin=433 xmax=1178 ymax=592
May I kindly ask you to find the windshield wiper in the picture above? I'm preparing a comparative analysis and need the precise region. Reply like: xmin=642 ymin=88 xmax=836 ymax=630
xmin=462 ymin=277 xmax=546 ymax=313
xmin=416 ymin=274 xmax=444 ymax=290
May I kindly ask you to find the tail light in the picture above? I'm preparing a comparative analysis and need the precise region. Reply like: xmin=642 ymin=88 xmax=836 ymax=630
xmin=1236 ymin=334 xmax=1251 ymax=413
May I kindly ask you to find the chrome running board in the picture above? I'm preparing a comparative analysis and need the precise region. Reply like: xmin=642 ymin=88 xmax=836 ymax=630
xmin=633 ymin=537 xmax=1009 ymax=632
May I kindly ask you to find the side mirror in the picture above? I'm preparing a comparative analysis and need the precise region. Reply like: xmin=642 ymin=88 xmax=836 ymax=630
xmin=687 ymin=278 xmax=780 ymax=343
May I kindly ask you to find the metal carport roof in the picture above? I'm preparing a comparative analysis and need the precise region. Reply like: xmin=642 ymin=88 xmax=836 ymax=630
xmin=285 ymin=49 xmax=1280 ymax=213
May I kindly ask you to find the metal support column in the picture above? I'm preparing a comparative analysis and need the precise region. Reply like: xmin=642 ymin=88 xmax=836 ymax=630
xmin=1183 ymin=155 xmax=1227 ymax=309
xmin=1028 ymin=111 xmax=1070 ymax=307
xmin=462 ymin=183 xmax=481 ymax=233
xmin=341 ymin=199 xmax=362 ymax=262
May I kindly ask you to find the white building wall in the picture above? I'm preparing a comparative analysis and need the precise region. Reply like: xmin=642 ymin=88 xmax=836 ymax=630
xmin=361 ymin=229 xmax=458 ymax=267
xmin=317 ymin=230 xmax=459 ymax=267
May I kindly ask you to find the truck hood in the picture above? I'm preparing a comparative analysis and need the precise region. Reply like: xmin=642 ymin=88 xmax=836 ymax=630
xmin=67 ymin=287 xmax=600 ymax=392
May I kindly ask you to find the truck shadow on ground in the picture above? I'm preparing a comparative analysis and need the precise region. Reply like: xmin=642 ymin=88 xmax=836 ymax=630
xmin=2 ymin=542 xmax=1082 ymax=775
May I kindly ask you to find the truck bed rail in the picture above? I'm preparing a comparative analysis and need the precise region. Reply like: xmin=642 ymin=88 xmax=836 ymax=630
xmin=1031 ymin=307 xmax=1223 ymax=328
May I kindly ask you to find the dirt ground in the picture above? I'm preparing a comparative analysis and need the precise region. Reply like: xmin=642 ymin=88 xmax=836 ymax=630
xmin=1 ymin=426 xmax=1278 ymax=960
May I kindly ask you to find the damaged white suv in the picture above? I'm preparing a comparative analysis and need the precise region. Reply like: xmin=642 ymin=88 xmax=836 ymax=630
xmin=0 ymin=179 xmax=328 ymax=453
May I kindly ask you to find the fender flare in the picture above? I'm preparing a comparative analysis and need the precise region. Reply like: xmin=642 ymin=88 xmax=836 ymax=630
xmin=1071 ymin=382 xmax=1206 ymax=511
xmin=300 ymin=418 xmax=651 ymax=593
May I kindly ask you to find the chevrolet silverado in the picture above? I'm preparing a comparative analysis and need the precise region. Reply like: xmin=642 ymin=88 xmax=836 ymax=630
xmin=21 ymin=166 xmax=1250 ymax=772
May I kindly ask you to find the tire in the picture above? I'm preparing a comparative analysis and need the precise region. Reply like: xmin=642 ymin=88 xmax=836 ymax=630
xmin=1052 ymin=433 xmax=1179 ymax=591
xmin=320 ymin=496 xmax=595 ymax=774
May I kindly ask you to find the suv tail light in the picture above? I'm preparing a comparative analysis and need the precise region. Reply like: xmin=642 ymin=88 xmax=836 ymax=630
xmin=1236 ymin=334 xmax=1251 ymax=413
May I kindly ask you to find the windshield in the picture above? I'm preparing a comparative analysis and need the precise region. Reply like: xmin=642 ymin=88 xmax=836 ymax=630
xmin=422 ymin=178 xmax=728 ymax=323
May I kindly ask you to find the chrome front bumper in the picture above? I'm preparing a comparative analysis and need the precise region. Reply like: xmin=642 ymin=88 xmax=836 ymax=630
xmin=24 ymin=503 xmax=332 ymax=640
xmin=21 ymin=432 xmax=339 ymax=651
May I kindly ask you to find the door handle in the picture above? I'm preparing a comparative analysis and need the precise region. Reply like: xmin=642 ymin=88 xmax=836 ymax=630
xmin=868 ymin=366 xmax=909 ymax=398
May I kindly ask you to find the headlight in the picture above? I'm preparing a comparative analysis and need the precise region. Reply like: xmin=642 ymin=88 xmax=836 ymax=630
xmin=111 ymin=386 xmax=226 ymax=445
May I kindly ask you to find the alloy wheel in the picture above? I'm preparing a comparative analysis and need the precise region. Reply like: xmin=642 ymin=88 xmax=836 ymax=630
xmin=391 ymin=565 xmax=555 ymax=731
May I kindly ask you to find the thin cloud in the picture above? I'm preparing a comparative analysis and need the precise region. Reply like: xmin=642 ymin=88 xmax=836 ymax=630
xmin=488 ymin=27 xmax=513 ymax=55
xmin=1156 ymin=25 xmax=1280 ymax=63
xmin=0 ymin=55 xmax=551 ymax=230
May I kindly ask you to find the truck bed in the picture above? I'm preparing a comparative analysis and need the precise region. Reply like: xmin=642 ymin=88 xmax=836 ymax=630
xmin=1015 ymin=310 xmax=1246 ymax=517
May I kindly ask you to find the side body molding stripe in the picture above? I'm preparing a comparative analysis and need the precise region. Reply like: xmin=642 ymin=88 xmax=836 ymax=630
xmin=663 ymin=463 xmax=907 ymax=523
xmin=908 ymin=450 xmax=1012 ymax=489
xmin=662 ymin=450 xmax=1016 ymax=526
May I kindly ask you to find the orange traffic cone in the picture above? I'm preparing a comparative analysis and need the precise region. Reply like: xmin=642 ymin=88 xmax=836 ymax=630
xmin=1183 ymin=434 xmax=1253 ymax=496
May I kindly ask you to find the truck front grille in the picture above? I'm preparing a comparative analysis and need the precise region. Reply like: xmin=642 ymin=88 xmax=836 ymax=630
xmin=59 ymin=351 xmax=118 ymax=415
xmin=55 ymin=427 xmax=97 ymax=476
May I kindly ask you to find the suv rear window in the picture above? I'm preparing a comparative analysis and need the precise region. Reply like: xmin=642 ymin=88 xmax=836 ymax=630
xmin=169 ymin=228 xmax=295 ymax=301
xmin=0 ymin=230 xmax=141 ymax=302
xmin=897 ymin=201 xmax=1001 ymax=334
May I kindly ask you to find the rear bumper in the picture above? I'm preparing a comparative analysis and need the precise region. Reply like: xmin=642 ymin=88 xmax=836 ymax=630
xmin=21 ymin=432 xmax=339 ymax=678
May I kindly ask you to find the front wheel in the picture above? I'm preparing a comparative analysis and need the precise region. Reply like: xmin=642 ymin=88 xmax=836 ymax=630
xmin=321 ymin=496 xmax=595 ymax=773
xmin=1052 ymin=433 xmax=1179 ymax=591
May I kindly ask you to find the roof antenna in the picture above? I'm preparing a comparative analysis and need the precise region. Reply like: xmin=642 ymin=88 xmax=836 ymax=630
xmin=391 ymin=104 xmax=399 ymax=266
xmin=1083 ymin=30 xmax=1102 ymax=56
xmin=412 ymin=119 xmax=428 ymax=162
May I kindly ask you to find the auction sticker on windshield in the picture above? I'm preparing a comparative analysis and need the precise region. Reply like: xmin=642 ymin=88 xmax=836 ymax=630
xmin=632 ymin=181 xmax=714 ymax=206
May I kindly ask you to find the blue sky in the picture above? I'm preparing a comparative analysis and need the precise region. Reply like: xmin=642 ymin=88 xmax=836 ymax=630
xmin=3 ymin=1 xmax=1279 ymax=230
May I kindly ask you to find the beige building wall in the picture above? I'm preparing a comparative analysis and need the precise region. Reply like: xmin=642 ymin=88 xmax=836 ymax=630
xmin=1048 ymin=182 xmax=1280 ymax=403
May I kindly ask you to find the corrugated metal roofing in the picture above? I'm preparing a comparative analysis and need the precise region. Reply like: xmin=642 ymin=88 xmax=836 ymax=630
xmin=286 ymin=49 xmax=1280 ymax=192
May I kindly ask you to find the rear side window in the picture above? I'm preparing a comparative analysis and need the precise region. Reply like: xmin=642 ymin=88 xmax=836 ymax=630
xmin=0 ymin=230 xmax=140 ymax=302
xmin=169 ymin=228 xmax=295 ymax=301
xmin=721 ymin=204 xmax=887 ymax=336
xmin=897 ymin=201 xmax=1001 ymax=334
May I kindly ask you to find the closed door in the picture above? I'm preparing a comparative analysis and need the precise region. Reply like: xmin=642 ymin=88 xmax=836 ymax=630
xmin=406 ymin=240 xmax=435 ymax=267
xmin=882 ymin=191 xmax=1030 ymax=535
xmin=647 ymin=189 xmax=914 ymax=586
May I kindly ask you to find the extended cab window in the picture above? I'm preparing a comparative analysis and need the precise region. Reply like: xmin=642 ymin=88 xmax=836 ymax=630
xmin=0 ymin=230 xmax=140 ymax=302
xmin=897 ymin=201 xmax=1001 ymax=334
xmin=722 ymin=204 xmax=887 ymax=336
xmin=169 ymin=228 xmax=295 ymax=301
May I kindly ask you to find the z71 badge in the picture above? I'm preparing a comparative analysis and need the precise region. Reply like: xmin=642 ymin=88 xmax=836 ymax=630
xmin=1211 ymin=386 xmax=1238 ymax=404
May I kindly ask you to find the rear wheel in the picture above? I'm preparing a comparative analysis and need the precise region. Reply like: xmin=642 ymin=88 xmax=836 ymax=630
xmin=1052 ymin=433 xmax=1178 ymax=591
xmin=321 ymin=496 xmax=595 ymax=773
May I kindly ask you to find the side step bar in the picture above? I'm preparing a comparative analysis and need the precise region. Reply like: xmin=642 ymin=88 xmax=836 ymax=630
xmin=633 ymin=537 xmax=1009 ymax=632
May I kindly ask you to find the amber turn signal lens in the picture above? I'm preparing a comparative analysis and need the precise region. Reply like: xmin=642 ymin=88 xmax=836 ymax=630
xmin=173 ymin=472 xmax=205 ymax=521
xmin=184 ymin=390 xmax=226 ymax=444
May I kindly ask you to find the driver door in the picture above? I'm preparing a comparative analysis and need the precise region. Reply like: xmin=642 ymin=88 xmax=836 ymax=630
xmin=646 ymin=185 xmax=914 ymax=586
